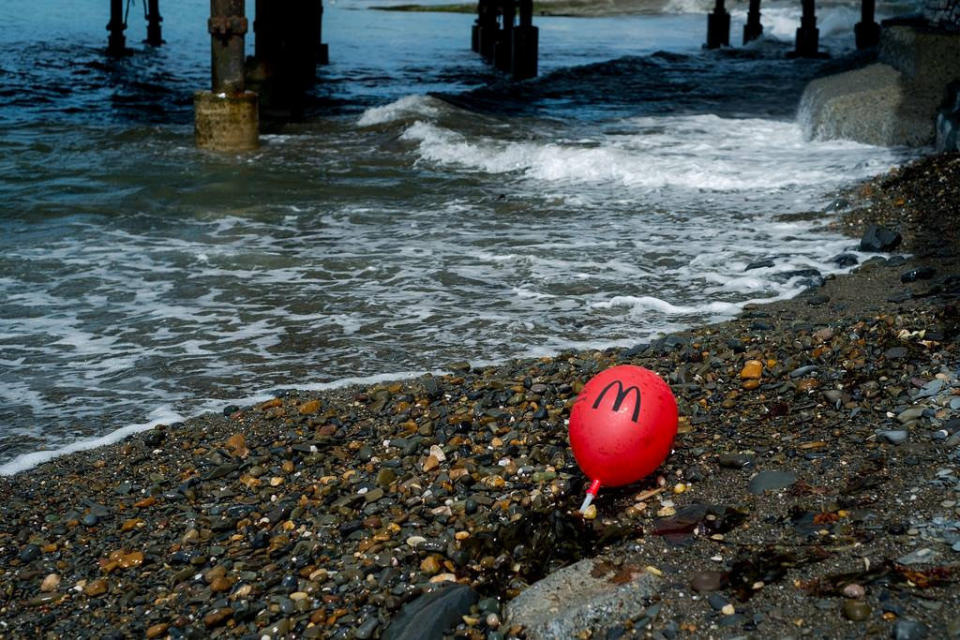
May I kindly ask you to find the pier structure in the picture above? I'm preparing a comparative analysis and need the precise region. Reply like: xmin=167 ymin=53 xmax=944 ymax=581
xmin=471 ymin=0 xmax=539 ymax=80
xmin=703 ymin=0 xmax=881 ymax=54
xmin=103 ymin=0 xmax=889 ymax=150
xmin=194 ymin=0 xmax=259 ymax=151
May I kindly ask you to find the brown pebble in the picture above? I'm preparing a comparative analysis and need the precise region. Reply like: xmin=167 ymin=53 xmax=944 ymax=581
xmin=203 ymin=607 xmax=234 ymax=628
xmin=120 ymin=518 xmax=144 ymax=532
xmin=84 ymin=579 xmax=108 ymax=597
xmin=842 ymin=599 xmax=871 ymax=621
xmin=210 ymin=576 xmax=234 ymax=593
xmin=420 ymin=555 xmax=442 ymax=575
xmin=740 ymin=360 xmax=763 ymax=379
xmin=422 ymin=454 xmax=440 ymax=472
xmin=146 ymin=623 xmax=169 ymax=639
xmin=690 ymin=571 xmax=726 ymax=593
xmin=298 ymin=400 xmax=320 ymax=415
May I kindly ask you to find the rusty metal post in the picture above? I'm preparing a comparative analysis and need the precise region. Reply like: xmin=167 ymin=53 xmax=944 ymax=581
xmin=512 ymin=0 xmax=538 ymax=80
xmin=743 ymin=0 xmax=762 ymax=44
xmin=705 ymin=0 xmax=730 ymax=49
xmin=146 ymin=0 xmax=164 ymax=45
xmin=794 ymin=0 xmax=820 ymax=57
xmin=495 ymin=0 xmax=516 ymax=72
xmin=855 ymin=0 xmax=880 ymax=49
xmin=195 ymin=0 xmax=258 ymax=151
xmin=107 ymin=0 xmax=126 ymax=55
xmin=209 ymin=0 xmax=247 ymax=93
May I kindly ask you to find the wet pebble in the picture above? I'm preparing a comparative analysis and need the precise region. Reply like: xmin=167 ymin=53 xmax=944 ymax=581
xmin=878 ymin=430 xmax=909 ymax=445
xmin=748 ymin=470 xmax=797 ymax=494
xmin=894 ymin=619 xmax=929 ymax=640
xmin=842 ymin=599 xmax=871 ymax=621
xmin=690 ymin=571 xmax=726 ymax=593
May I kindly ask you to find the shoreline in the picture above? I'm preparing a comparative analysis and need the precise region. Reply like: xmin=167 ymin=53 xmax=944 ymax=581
xmin=1 ymin=153 xmax=958 ymax=638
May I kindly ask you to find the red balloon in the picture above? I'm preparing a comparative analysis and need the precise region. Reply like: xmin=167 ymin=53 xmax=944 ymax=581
xmin=569 ymin=365 xmax=678 ymax=488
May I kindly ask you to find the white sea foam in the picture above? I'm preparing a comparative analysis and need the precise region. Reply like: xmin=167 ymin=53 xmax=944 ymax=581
xmin=0 ymin=370 xmax=443 ymax=476
xmin=401 ymin=115 xmax=903 ymax=195
xmin=0 ymin=407 xmax=184 ymax=476
xmin=358 ymin=95 xmax=444 ymax=127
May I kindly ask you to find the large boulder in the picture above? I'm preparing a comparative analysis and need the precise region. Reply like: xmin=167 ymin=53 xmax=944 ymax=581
xmin=798 ymin=25 xmax=960 ymax=147
xmin=504 ymin=557 xmax=661 ymax=639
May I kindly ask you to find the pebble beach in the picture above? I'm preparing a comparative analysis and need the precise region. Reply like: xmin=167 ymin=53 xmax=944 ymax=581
xmin=2 ymin=152 xmax=959 ymax=639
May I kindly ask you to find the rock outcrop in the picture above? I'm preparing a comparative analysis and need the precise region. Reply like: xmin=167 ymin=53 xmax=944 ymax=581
xmin=798 ymin=25 xmax=960 ymax=147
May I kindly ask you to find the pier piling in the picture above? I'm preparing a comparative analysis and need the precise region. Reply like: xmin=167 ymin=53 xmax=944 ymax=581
xmin=315 ymin=0 xmax=329 ymax=65
xmin=743 ymin=0 xmax=763 ymax=44
xmin=146 ymin=0 xmax=164 ymax=46
xmin=793 ymin=0 xmax=821 ymax=57
xmin=476 ymin=0 xmax=499 ymax=61
xmin=473 ymin=0 xmax=538 ymax=79
xmin=195 ymin=0 xmax=258 ymax=151
xmin=107 ymin=0 xmax=126 ymax=55
xmin=494 ymin=0 xmax=516 ymax=72
xmin=855 ymin=0 xmax=880 ymax=49
xmin=705 ymin=0 xmax=731 ymax=49
xmin=511 ymin=0 xmax=538 ymax=80
xmin=251 ymin=0 xmax=323 ymax=114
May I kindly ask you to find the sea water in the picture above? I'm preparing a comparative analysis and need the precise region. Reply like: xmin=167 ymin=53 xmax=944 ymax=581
xmin=0 ymin=0 xmax=924 ymax=473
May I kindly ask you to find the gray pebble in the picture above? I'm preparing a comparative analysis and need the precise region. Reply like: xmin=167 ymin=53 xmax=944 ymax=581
xmin=748 ymin=470 xmax=797 ymax=494
xmin=878 ymin=430 xmax=908 ymax=445
xmin=894 ymin=619 xmax=929 ymax=640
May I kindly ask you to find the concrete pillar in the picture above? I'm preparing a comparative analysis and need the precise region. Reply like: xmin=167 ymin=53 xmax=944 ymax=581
xmin=146 ymin=0 xmax=164 ymax=46
xmin=196 ymin=0 xmax=258 ymax=151
xmin=512 ymin=0 xmax=538 ymax=80
xmin=794 ymin=0 xmax=820 ymax=57
xmin=705 ymin=0 xmax=730 ymax=49
xmin=194 ymin=91 xmax=259 ymax=151
xmin=855 ymin=0 xmax=880 ymax=49
xmin=743 ymin=0 xmax=763 ymax=44
xmin=107 ymin=0 xmax=126 ymax=55
xmin=495 ymin=0 xmax=516 ymax=72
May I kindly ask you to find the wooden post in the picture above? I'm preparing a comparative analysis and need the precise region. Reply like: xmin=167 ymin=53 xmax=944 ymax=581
xmin=855 ymin=0 xmax=880 ymax=49
xmin=146 ymin=0 xmax=164 ymax=46
xmin=107 ymin=0 xmax=126 ymax=55
xmin=705 ymin=0 xmax=730 ymax=49
xmin=195 ymin=0 xmax=258 ymax=151
xmin=743 ymin=0 xmax=763 ymax=44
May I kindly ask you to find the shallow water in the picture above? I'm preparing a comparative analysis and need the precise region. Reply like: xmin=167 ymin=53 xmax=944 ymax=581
xmin=0 ymin=0 xmax=924 ymax=472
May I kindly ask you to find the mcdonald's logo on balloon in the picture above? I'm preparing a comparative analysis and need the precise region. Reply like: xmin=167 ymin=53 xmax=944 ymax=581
xmin=569 ymin=365 xmax=678 ymax=512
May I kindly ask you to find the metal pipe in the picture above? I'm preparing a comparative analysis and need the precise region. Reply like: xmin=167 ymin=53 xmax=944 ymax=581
xmin=209 ymin=0 xmax=247 ymax=94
